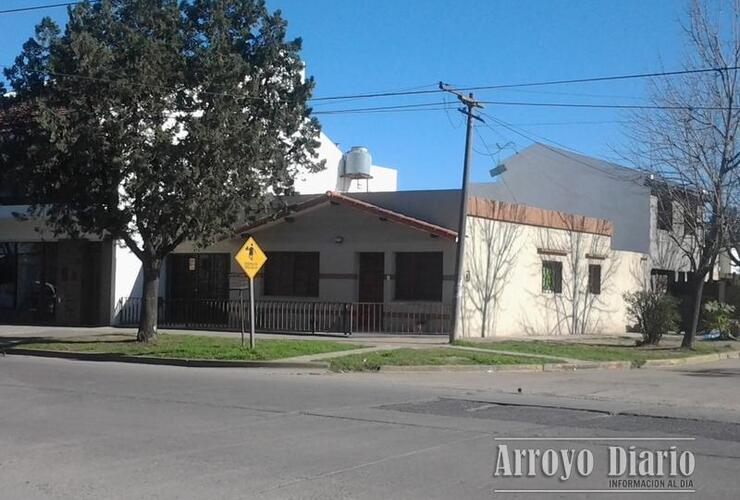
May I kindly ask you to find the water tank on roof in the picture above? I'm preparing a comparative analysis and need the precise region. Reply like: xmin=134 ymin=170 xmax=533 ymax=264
xmin=342 ymin=146 xmax=372 ymax=179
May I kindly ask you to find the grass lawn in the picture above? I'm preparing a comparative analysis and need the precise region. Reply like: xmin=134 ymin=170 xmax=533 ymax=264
xmin=454 ymin=339 xmax=740 ymax=366
xmin=14 ymin=333 xmax=362 ymax=361
xmin=328 ymin=348 xmax=560 ymax=372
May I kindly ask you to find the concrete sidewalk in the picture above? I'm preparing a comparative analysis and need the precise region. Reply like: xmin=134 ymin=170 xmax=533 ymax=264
xmin=0 ymin=324 xmax=448 ymax=347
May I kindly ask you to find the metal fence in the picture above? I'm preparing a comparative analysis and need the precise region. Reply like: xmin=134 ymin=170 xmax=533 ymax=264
xmin=114 ymin=297 xmax=452 ymax=335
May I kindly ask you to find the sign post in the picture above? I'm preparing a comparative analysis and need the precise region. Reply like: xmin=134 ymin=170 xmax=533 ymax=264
xmin=234 ymin=236 xmax=267 ymax=349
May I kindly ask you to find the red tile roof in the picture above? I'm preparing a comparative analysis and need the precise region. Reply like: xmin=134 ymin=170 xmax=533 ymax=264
xmin=237 ymin=191 xmax=459 ymax=240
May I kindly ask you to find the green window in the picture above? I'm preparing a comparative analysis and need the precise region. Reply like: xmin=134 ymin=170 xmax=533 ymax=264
xmin=542 ymin=260 xmax=562 ymax=293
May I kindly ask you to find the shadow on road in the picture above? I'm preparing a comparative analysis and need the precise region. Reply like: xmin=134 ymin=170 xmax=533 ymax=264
xmin=679 ymin=368 xmax=740 ymax=378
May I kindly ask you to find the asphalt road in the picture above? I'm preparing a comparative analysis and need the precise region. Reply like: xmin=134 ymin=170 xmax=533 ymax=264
xmin=1 ymin=355 xmax=739 ymax=500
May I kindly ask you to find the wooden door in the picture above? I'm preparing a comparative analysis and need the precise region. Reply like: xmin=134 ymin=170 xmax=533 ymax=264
xmin=358 ymin=253 xmax=384 ymax=302
xmin=357 ymin=253 xmax=384 ymax=332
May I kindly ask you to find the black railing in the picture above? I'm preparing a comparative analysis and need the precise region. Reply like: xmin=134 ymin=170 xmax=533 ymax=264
xmin=114 ymin=297 xmax=451 ymax=335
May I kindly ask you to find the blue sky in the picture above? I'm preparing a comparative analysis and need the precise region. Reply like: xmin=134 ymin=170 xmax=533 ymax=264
xmin=1 ymin=0 xmax=688 ymax=190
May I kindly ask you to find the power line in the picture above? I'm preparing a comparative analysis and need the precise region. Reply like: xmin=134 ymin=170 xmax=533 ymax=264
xmin=479 ymin=100 xmax=731 ymax=111
xmin=0 ymin=1 xmax=96 ymax=15
xmin=473 ymin=127 xmax=519 ymax=204
xmin=316 ymin=106 xmax=453 ymax=116
xmin=479 ymin=111 xmax=645 ymax=185
xmin=493 ymin=119 xmax=630 ymax=126
xmin=463 ymin=66 xmax=740 ymax=91
xmin=309 ymin=66 xmax=740 ymax=102
xmin=313 ymin=99 xmax=733 ymax=115
xmin=17 ymin=67 xmax=739 ymax=112
xmin=474 ymin=120 xmax=623 ymax=208
xmin=313 ymin=101 xmax=450 ymax=115
xmin=310 ymin=82 xmax=438 ymax=108
xmin=493 ymin=87 xmax=649 ymax=101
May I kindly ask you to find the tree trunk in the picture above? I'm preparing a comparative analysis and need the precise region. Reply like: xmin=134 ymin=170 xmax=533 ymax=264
xmin=682 ymin=277 xmax=706 ymax=349
xmin=480 ymin=300 xmax=489 ymax=339
xmin=137 ymin=259 xmax=161 ymax=343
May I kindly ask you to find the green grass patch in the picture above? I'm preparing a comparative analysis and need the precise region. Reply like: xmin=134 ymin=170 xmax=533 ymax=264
xmin=328 ymin=348 xmax=559 ymax=372
xmin=15 ymin=333 xmax=362 ymax=361
xmin=454 ymin=339 xmax=739 ymax=366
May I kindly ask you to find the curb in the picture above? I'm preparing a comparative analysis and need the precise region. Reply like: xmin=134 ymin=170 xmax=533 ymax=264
xmin=379 ymin=363 xmax=546 ymax=373
xmin=377 ymin=351 xmax=738 ymax=373
xmin=3 ymin=348 xmax=329 ymax=369
xmin=544 ymin=360 xmax=633 ymax=371
xmin=641 ymin=349 xmax=740 ymax=367
xmin=5 ymin=347 xmax=737 ymax=372
xmin=378 ymin=361 xmax=633 ymax=373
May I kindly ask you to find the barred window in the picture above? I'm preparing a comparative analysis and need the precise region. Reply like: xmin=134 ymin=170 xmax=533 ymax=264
xmin=395 ymin=252 xmax=443 ymax=301
xmin=542 ymin=260 xmax=562 ymax=293
xmin=264 ymin=252 xmax=319 ymax=297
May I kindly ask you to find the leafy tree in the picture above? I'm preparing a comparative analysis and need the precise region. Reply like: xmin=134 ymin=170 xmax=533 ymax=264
xmin=0 ymin=0 xmax=322 ymax=341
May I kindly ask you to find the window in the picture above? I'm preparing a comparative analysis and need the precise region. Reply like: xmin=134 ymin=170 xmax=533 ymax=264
xmin=0 ymin=242 xmax=57 ymax=311
xmin=542 ymin=260 xmax=562 ymax=293
xmin=264 ymin=252 xmax=319 ymax=297
xmin=657 ymin=196 xmax=673 ymax=231
xmin=0 ymin=243 xmax=18 ymax=309
xmin=651 ymin=269 xmax=673 ymax=294
xmin=682 ymin=203 xmax=701 ymax=236
xmin=588 ymin=264 xmax=601 ymax=294
xmin=395 ymin=252 xmax=443 ymax=301
xmin=168 ymin=253 xmax=229 ymax=300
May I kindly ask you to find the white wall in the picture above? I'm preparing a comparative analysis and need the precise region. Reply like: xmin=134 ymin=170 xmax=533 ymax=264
xmin=293 ymin=131 xmax=344 ymax=194
xmin=110 ymin=243 xmax=144 ymax=324
xmin=460 ymin=215 xmax=649 ymax=338
xmin=293 ymin=132 xmax=398 ymax=194
xmin=342 ymin=165 xmax=398 ymax=193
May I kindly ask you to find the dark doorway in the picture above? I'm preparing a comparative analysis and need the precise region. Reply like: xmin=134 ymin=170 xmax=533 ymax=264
xmin=80 ymin=242 xmax=103 ymax=326
xmin=0 ymin=242 xmax=61 ymax=325
xmin=166 ymin=253 xmax=230 ymax=326
xmin=358 ymin=253 xmax=384 ymax=302
xmin=357 ymin=253 xmax=385 ymax=332
xmin=168 ymin=254 xmax=229 ymax=300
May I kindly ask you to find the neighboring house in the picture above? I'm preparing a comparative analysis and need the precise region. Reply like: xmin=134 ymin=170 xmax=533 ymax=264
xmin=471 ymin=143 xmax=700 ymax=283
xmin=0 ymin=206 xmax=114 ymax=326
xmin=460 ymin=198 xmax=646 ymax=337
xmin=0 ymin=172 xmax=115 ymax=326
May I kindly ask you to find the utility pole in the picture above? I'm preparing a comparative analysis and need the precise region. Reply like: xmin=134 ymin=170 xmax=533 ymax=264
xmin=439 ymin=82 xmax=484 ymax=343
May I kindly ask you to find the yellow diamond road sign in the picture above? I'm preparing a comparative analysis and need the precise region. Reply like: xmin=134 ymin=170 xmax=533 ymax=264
xmin=235 ymin=237 xmax=267 ymax=279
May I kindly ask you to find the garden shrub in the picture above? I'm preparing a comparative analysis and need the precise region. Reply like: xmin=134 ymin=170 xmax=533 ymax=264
xmin=624 ymin=290 xmax=679 ymax=346
xmin=703 ymin=301 xmax=737 ymax=340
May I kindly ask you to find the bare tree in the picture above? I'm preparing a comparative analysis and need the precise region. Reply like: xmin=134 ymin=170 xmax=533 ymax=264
xmin=629 ymin=0 xmax=740 ymax=348
xmin=461 ymin=215 xmax=522 ymax=337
